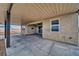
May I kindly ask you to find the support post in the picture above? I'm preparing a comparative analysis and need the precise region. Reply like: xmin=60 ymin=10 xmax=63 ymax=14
xmin=5 ymin=4 xmax=13 ymax=48
xmin=78 ymin=9 xmax=79 ymax=46
xmin=5 ymin=11 xmax=10 ymax=48
xmin=21 ymin=23 xmax=23 ymax=35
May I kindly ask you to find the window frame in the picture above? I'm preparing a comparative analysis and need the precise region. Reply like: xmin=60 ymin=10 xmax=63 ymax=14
xmin=50 ymin=18 xmax=60 ymax=32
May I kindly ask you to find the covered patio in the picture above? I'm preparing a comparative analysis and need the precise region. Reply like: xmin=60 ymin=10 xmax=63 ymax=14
xmin=0 ymin=3 xmax=79 ymax=56
xmin=6 ymin=35 xmax=79 ymax=56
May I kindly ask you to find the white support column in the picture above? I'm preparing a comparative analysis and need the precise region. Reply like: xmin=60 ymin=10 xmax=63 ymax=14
xmin=21 ymin=23 xmax=24 ymax=35
xmin=21 ymin=19 xmax=24 ymax=35
xmin=21 ymin=22 xmax=26 ymax=35
xmin=21 ymin=23 xmax=22 ymax=35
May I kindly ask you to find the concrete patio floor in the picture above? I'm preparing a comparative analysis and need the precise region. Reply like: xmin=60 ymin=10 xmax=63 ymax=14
xmin=6 ymin=35 xmax=79 ymax=56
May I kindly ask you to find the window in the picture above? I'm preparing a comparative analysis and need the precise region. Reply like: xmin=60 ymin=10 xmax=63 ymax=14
xmin=51 ymin=20 xmax=59 ymax=32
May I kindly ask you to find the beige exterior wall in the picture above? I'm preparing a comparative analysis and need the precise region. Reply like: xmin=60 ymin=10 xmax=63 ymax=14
xmin=25 ymin=22 xmax=43 ymax=34
xmin=25 ymin=13 xmax=78 ymax=45
xmin=25 ymin=25 xmax=37 ymax=34
xmin=43 ymin=13 xmax=78 ymax=45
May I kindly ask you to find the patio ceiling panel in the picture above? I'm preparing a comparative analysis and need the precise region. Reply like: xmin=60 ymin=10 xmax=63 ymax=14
xmin=11 ymin=3 xmax=79 ymax=24
xmin=0 ymin=3 xmax=79 ymax=25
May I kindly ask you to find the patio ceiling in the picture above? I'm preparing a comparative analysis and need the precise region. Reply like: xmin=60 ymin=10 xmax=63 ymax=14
xmin=0 ymin=3 xmax=79 ymax=25
xmin=0 ymin=3 xmax=10 ymax=24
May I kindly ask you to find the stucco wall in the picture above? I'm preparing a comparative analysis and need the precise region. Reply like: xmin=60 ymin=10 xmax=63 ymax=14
xmin=25 ymin=23 xmax=43 ymax=34
xmin=25 ymin=13 xmax=78 ymax=45
xmin=43 ymin=13 xmax=78 ymax=45
xmin=25 ymin=25 xmax=36 ymax=34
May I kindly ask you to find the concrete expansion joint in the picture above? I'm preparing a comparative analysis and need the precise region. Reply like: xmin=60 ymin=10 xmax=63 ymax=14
xmin=48 ymin=42 xmax=55 ymax=56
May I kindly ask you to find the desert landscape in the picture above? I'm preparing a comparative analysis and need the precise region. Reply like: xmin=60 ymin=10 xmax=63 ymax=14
xmin=0 ymin=25 xmax=21 ymax=39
